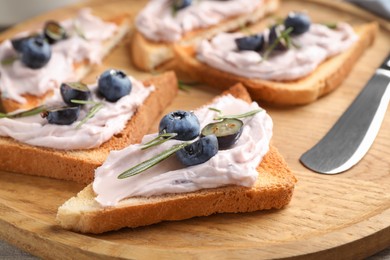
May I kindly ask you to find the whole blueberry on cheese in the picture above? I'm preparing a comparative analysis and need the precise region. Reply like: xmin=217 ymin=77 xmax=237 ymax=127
xmin=176 ymin=135 xmax=219 ymax=166
xmin=159 ymin=110 xmax=200 ymax=141
xmin=42 ymin=106 xmax=80 ymax=125
xmin=235 ymin=34 xmax=265 ymax=52
xmin=173 ymin=0 xmax=192 ymax=11
xmin=20 ymin=35 xmax=51 ymax=69
xmin=60 ymin=82 xmax=91 ymax=106
xmin=284 ymin=12 xmax=311 ymax=35
xmin=98 ymin=69 xmax=132 ymax=102
xmin=11 ymin=35 xmax=33 ymax=52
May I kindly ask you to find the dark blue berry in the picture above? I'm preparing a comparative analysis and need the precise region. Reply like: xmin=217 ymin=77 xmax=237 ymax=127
xmin=42 ymin=106 xmax=80 ymax=125
xmin=20 ymin=35 xmax=51 ymax=69
xmin=11 ymin=35 xmax=32 ymax=52
xmin=176 ymin=135 xmax=218 ymax=166
xmin=159 ymin=110 xmax=200 ymax=141
xmin=201 ymin=118 xmax=243 ymax=150
xmin=235 ymin=34 xmax=264 ymax=52
xmin=284 ymin=12 xmax=311 ymax=35
xmin=44 ymin=20 xmax=67 ymax=44
xmin=268 ymin=25 xmax=289 ymax=51
xmin=173 ymin=0 xmax=192 ymax=11
xmin=60 ymin=82 xmax=91 ymax=106
xmin=98 ymin=69 xmax=132 ymax=102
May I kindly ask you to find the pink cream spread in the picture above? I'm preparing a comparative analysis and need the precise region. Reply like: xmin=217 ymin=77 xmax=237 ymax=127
xmin=93 ymin=95 xmax=273 ymax=207
xmin=0 ymin=76 xmax=154 ymax=150
xmin=0 ymin=9 xmax=117 ymax=104
xmin=197 ymin=23 xmax=358 ymax=80
xmin=135 ymin=0 xmax=263 ymax=42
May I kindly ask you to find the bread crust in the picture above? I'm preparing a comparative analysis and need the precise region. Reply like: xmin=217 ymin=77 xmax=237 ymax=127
xmin=174 ymin=22 xmax=378 ymax=106
xmin=130 ymin=0 xmax=280 ymax=71
xmin=0 ymin=15 xmax=131 ymax=113
xmin=0 ymin=71 xmax=178 ymax=184
xmin=56 ymin=83 xmax=297 ymax=234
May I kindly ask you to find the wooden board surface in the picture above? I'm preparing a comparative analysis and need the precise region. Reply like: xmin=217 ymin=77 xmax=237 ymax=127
xmin=0 ymin=0 xmax=389 ymax=259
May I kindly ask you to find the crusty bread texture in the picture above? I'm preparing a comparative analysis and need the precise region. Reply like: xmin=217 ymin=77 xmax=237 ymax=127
xmin=56 ymin=83 xmax=297 ymax=234
xmin=130 ymin=0 xmax=280 ymax=71
xmin=0 ymin=14 xmax=131 ymax=113
xmin=0 ymin=71 xmax=178 ymax=184
xmin=174 ymin=22 xmax=378 ymax=106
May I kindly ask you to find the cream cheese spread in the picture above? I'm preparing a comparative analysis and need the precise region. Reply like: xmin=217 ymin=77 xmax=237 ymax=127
xmin=135 ymin=0 xmax=262 ymax=42
xmin=0 ymin=8 xmax=117 ymax=104
xmin=197 ymin=23 xmax=358 ymax=81
xmin=93 ymin=95 xmax=273 ymax=207
xmin=0 ymin=76 xmax=154 ymax=150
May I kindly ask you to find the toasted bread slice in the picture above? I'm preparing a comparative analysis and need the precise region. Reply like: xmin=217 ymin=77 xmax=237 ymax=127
xmin=174 ymin=22 xmax=378 ymax=106
xmin=130 ymin=0 xmax=280 ymax=71
xmin=56 ymin=83 xmax=297 ymax=234
xmin=0 ymin=13 xmax=131 ymax=113
xmin=0 ymin=71 xmax=178 ymax=184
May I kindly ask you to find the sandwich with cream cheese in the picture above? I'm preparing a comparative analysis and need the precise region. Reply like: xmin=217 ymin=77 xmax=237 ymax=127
xmin=0 ymin=70 xmax=178 ymax=184
xmin=130 ymin=0 xmax=280 ymax=71
xmin=0 ymin=8 xmax=131 ymax=113
xmin=175 ymin=11 xmax=378 ymax=105
xmin=56 ymin=83 xmax=296 ymax=233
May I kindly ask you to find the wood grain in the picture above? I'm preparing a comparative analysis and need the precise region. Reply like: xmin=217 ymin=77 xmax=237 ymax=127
xmin=0 ymin=0 xmax=389 ymax=259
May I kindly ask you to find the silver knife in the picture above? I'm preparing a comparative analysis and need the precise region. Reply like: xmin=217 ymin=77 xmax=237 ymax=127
xmin=300 ymin=52 xmax=390 ymax=174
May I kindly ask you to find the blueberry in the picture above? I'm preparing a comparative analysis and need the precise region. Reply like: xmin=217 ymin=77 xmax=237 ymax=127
xmin=201 ymin=118 xmax=243 ymax=150
xmin=20 ymin=35 xmax=51 ymax=69
xmin=43 ymin=20 xmax=67 ymax=44
xmin=173 ymin=0 xmax=192 ymax=11
xmin=11 ymin=36 xmax=31 ymax=52
xmin=268 ymin=25 xmax=289 ymax=52
xmin=159 ymin=110 xmax=200 ymax=141
xmin=42 ymin=106 xmax=80 ymax=125
xmin=176 ymin=135 xmax=218 ymax=166
xmin=60 ymin=82 xmax=91 ymax=106
xmin=235 ymin=34 xmax=264 ymax=52
xmin=284 ymin=12 xmax=311 ymax=35
xmin=98 ymin=69 xmax=132 ymax=102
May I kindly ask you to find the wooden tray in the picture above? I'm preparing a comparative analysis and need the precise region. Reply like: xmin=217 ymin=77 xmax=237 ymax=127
xmin=1 ymin=0 xmax=389 ymax=259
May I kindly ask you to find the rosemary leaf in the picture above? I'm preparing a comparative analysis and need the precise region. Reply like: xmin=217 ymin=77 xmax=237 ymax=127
xmin=76 ymin=102 xmax=103 ymax=129
xmin=141 ymin=132 xmax=178 ymax=150
xmin=208 ymin=107 xmax=222 ymax=114
xmin=118 ymin=142 xmax=190 ymax=179
xmin=214 ymin=109 xmax=262 ymax=121
xmin=263 ymin=27 xmax=293 ymax=60
xmin=1 ymin=56 xmax=18 ymax=66
xmin=70 ymin=99 xmax=100 ymax=105
xmin=73 ymin=20 xmax=86 ymax=40
xmin=1 ymin=105 xmax=47 ymax=119
xmin=324 ymin=22 xmax=338 ymax=29
xmin=178 ymin=81 xmax=200 ymax=92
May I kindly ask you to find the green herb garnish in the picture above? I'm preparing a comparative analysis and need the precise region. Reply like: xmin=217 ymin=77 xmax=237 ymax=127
xmin=118 ymin=142 xmax=190 ymax=179
xmin=324 ymin=22 xmax=338 ymax=29
xmin=73 ymin=20 xmax=86 ymax=40
xmin=0 ymin=105 xmax=47 ymax=119
xmin=263 ymin=26 xmax=293 ymax=60
xmin=208 ymin=107 xmax=222 ymax=114
xmin=213 ymin=108 xmax=262 ymax=121
xmin=141 ymin=132 xmax=178 ymax=150
xmin=1 ymin=56 xmax=19 ymax=66
xmin=73 ymin=100 xmax=103 ymax=129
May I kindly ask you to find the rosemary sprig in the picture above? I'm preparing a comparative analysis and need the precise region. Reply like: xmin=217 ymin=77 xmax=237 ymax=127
xmin=70 ymin=99 xmax=100 ymax=105
xmin=1 ymin=56 xmax=19 ymax=66
xmin=324 ymin=22 xmax=338 ymax=29
xmin=75 ymin=101 xmax=104 ymax=129
xmin=213 ymin=108 xmax=262 ymax=121
xmin=208 ymin=107 xmax=222 ymax=114
xmin=73 ymin=20 xmax=86 ymax=40
xmin=263 ymin=27 xmax=293 ymax=60
xmin=141 ymin=132 xmax=178 ymax=150
xmin=0 ymin=105 xmax=46 ymax=119
xmin=118 ymin=142 xmax=190 ymax=179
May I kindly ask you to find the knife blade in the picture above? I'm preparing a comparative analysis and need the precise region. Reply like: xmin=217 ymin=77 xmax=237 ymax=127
xmin=300 ymin=52 xmax=390 ymax=174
